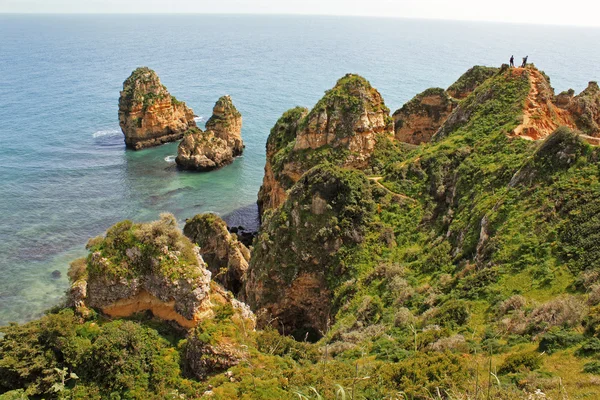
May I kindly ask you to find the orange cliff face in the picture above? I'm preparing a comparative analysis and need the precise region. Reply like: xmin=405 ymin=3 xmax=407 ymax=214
xmin=510 ymin=67 xmax=577 ymax=141
xmin=118 ymin=67 xmax=196 ymax=150
xmin=393 ymin=88 xmax=457 ymax=145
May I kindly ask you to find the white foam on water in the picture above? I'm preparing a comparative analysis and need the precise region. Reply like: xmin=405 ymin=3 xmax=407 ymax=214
xmin=194 ymin=116 xmax=204 ymax=123
xmin=93 ymin=129 xmax=121 ymax=138
xmin=164 ymin=155 xmax=177 ymax=163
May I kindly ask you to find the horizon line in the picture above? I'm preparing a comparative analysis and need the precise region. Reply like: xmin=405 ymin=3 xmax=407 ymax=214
xmin=1 ymin=12 xmax=600 ymax=29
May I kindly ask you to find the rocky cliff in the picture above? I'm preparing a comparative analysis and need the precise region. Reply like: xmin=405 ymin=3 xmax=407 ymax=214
xmin=557 ymin=81 xmax=600 ymax=137
xmin=391 ymin=66 xmax=497 ymax=145
xmin=257 ymin=74 xmax=392 ymax=218
xmin=393 ymin=88 xmax=457 ymax=144
xmin=248 ymin=164 xmax=375 ymax=339
xmin=119 ymin=67 xmax=196 ymax=150
xmin=67 ymin=213 xmax=254 ymax=329
xmin=446 ymin=65 xmax=498 ymax=99
xmin=176 ymin=96 xmax=243 ymax=170
xmin=183 ymin=213 xmax=251 ymax=297
xmin=257 ymin=107 xmax=308 ymax=218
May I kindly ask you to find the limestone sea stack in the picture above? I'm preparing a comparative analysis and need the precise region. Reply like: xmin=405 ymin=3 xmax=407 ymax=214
xmin=176 ymin=96 xmax=243 ymax=171
xmin=119 ymin=67 xmax=196 ymax=150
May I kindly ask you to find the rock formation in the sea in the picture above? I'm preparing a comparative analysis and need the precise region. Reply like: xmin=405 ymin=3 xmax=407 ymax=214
xmin=184 ymin=213 xmax=251 ymax=297
xmin=257 ymin=74 xmax=392 ymax=217
xmin=176 ymin=96 xmax=243 ymax=171
xmin=67 ymin=213 xmax=255 ymax=329
xmin=248 ymin=164 xmax=375 ymax=339
xmin=118 ymin=67 xmax=196 ymax=150
xmin=205 ymin=95 xmax=244 ymax=155
xmin=393 ymin=88 xmax=457 ymax=145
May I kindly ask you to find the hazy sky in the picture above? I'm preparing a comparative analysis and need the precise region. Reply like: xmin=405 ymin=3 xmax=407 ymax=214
xmin=1 ymin=0 xmax=599 ymax=27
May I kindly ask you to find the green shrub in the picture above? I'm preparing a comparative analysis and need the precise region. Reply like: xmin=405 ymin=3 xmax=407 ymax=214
xmin=499 ymin=352 xmax=542 ymax=374
xmin=576 ymin=337 xmax=600 ymax=357
xmin=255 ymin=328 xmax=319 ymax=362
xmin=583 ymin=361 xmax=600 ymax=374
xmin=382 ymin=352 xmax=469 ymax=399
xmin=538 ymin=328 xmax=584 ymax=354
xmin=430 ymin=299 xmax=470 ymax=328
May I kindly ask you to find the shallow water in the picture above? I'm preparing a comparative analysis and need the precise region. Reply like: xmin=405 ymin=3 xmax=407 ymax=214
xmin=1 ymin=14 xmax=599 ymax=325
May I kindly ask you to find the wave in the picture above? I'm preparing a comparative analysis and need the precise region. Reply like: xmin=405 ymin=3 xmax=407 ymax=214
xmin=93 ymin=129 xmax=121 ymax=138
xmin=194 ymin=116 xmax=204 ymax=123
xmin=164 ymin=155 xmax=177 ymax=163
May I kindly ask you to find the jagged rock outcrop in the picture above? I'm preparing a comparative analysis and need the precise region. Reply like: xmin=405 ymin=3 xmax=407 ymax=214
xmin=257 ymin=107 xmax=308 ymax=218
xmin=176 ymin=96 xmax=243 ymax=171
xmin=176 ymin=128 xmax=235 ymax=171
xmin=393 ymin=88 xmax=457 ymax=144
xmin=565 ymin=82 xmax=600 ymax=136
xmin=510 ymin=67 xmax=576 ymax=141
xmin=391 ymin=66 xmax=497 ymax=146
xmin=248 ymin=164 xmax=375 ymax=339
xmin=67 ymin=214 xmax=255 ymax=329
xmin=206 ymin=95 xmax=244 ymax=155
xmin=183 ymin=213 xmax=251 ymax=297
xmin=257 ymin=74 xmax=392 ymax=218
xmin=446 ymin=66 xmax=499 ymax=99
xmin=119 ymin=67 xmax=196 ymax=150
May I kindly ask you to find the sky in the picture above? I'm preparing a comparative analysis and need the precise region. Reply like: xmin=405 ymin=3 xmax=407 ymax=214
xmin=1 ymin=0 xmax=599 ymax=27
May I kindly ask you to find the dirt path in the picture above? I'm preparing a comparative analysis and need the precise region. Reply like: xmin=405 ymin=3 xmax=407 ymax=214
xmin=511 ymin=68 xmax=577 ymax=141
xmin=369 ymin=176 xmax=416 ymax=203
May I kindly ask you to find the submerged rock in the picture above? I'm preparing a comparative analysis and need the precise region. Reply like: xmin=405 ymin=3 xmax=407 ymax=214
xmin=176 ymin=96 xmax=243 ymax=171
xmin=118 ymin=67 xmax=196 ymax=150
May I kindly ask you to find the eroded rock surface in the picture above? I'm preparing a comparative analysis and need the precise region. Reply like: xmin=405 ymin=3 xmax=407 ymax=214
xmin=393 ymin=88 xmax=457 ymax=144
xmin=176 ymin=96 xmax=243 ymax=171
xmin=248 ymin=165 xmax=375 ymax=338
xmin=67 ymin=214 xmax=254 ymax=329
xmin=184 ymin=213 xmax=251 ymax=296
xmin=119 ymin=67 xmax=196 ymax=150
xmin=257 ymin=74 xmax=392 ymax=218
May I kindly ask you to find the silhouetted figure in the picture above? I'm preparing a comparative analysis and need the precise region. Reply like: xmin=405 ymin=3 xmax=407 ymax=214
xmin=510 ymin=55 xmax=514 ymax=68
xmin=521 ymin=56 xmax=528 ymax=68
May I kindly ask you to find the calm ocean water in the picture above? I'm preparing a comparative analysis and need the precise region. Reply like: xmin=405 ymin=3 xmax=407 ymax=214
xmin=1 ymin=14 xmax=599 ymax=325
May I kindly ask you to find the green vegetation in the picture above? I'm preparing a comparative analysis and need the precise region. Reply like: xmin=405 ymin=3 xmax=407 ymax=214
xmin=84 ymin=213 xmax=201 ymax=281
xmin=446 ymin=65 xmax=499 ymax=98
xmin=4 ymin=66 xmax=600 ymax=399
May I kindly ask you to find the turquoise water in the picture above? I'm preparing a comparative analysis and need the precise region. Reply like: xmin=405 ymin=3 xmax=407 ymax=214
xmin=1 ymin=15 xmax=600 ymax=325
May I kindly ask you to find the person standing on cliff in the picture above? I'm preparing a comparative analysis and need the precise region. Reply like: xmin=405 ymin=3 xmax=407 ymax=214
xmin=522 ymin=56 xmax=528 ymax=68
xmin=510 ymin=55 xmax=515 ymax=68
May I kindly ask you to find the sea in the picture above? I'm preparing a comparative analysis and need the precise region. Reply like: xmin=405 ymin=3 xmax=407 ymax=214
xmin=1 ymin=14 xmax=599 ymax=325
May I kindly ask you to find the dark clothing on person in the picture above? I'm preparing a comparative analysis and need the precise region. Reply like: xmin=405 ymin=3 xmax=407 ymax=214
xmin=522 ymin=56 xmax=528 ymax=68
xmin=510 ymin=56 xmax=514 ymax=67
